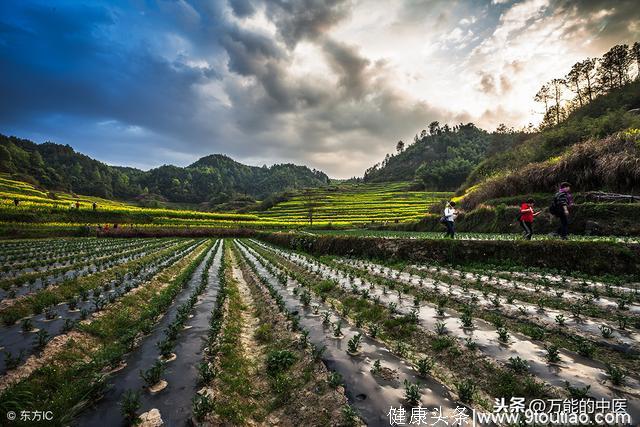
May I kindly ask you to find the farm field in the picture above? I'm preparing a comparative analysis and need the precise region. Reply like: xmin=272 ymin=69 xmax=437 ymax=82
xmin=0 ymin=237 xmax=637 ymax=425
xmin=0 ymin=176 xmax=449 ymax=233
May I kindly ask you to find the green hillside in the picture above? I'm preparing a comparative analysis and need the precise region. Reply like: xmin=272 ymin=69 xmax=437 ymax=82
xmin=460 ymin=80 xmax=640 ymax=210
xmin=0 ymin=135 xmax=329 ymax=204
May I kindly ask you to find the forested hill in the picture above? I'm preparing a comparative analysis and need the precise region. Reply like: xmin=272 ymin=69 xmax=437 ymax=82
xmin=0 ymin=135 xmax=330 ymax=203
xmin=364 ymin=42 xmax=640 ymax=200
xmin=362 ymin=123 xmax=527 ymax=191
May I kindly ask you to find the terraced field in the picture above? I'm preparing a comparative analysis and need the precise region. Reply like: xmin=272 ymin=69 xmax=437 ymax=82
xmin=0 ymin=176 xmax=450 ymax=234
xmin=1 ymin=237 xmax=636 ymax=425
xmin=257 ymin=182 xmax=449 ymax=225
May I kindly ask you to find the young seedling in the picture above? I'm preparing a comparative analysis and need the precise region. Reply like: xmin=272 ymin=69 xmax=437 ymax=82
xmin=61 ymin=318 xmax=76 ymax=334
xmin=157 ymin=339 xmax=174 ymax=359
xmin=576 ymin=339 xmax=595 ymax=358
xmin=322 ymin=311 xmax=331 ymax=326
xmin=599 ymin=324 xmax=613 ymax=338
xmin=616 ymin=315 xmax=628 ymax=330
xmin=415 ymin=356 xmax=434 ymax=377
xmin=605 ymin=364 xmax=627 ymax=386
xmin=298 ymin=330 xmax=310 ymax=349
xmin=497 ymin=327 xmax=510 ymax=344
xmin=347 ymin=333 xmax=362 ymax=355
xmin=119 ymin=389 xmax=141 ymax=425
xmin=333 ymin=321 xmax=343 ymax=338
xmin=456 ymin=379 xmax=476 ymax=403
xmin=369 ymin=323 xmax=380 ymax=339
xmin=565 ymin=381 xmax=591 ymax=399
xmin=342 ymin=405 xmax=360 ymax=427
xmin=434 ymin=321 xmax=447 ymax=335
xmin=21 ymin=318 xmax=34 ymax=333
xmin=328 ymin=371 xmax=343 ymax=389
xmin=403 ymin=380 xmax=421 ymax=406
xmin=192 ymin=393 xmax=214 ymax=422
xmin=370 ymin=359 xmax=382 ymax=375
xmin=197 ymin=361 xmax=216 ymax=385
xmin=464 ymin=338 xmax=478 ymax=351
xmin=544 ymin=344 xmax=561 ymax=364
xmin=34 ymin=329 xmax=49 ymax=350
xmin=555 ymin=314 xmax=566 ymax=327
xmin=508 ymin=356 xmax=529 ymax=373
xmin=140 ymin=360 xmax=166 ymax=388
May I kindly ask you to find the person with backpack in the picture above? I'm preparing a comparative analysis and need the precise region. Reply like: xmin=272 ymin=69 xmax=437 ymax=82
xmin=519 ymin=198 xmax=539 ymax=240
xmin=442 ymin=201 xmax=457 ymax=238
xmin=550 ymin=182 xmax=573 ymax=240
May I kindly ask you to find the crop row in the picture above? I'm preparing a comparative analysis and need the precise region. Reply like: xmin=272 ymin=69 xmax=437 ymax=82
xmin=244 ymin=239 xmax=640 ymax=421
xmin=0 ymin=240 xmax=204 ymax=374
xmin=0 ymin=239 xmax=198 ymax=325
xmin=0 ymin=239 xmax=213 ymax=424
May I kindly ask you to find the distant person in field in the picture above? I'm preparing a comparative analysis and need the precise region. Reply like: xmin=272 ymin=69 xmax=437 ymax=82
xmin=92 ymin=202 xmax=97 ymax=211
xmin=519 ymin=198 xmax=540 ymax=240
xmin=75 ymin=201 xmax=80 ymax=209
xmin=550 ymin=182 xmax=573 ymax=240
xmin=442 ymin=201 xmax=457 ymax=238
xmin=13 ymin=198 xmax=19 ymax=207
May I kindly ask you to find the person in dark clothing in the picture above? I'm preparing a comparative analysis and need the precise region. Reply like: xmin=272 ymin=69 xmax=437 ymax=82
xmin=519 ymin=198 xmax=539 ymax=240
xmin=92 ymin=202 xmax=97 ymax=211
xmin=13 ymin=198 xmax=19 ymax=207
xmin=550 ymin=182 xmax=572 ymax=240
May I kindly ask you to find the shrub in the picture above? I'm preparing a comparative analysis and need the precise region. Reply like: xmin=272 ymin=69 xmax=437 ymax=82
xmin=266 ymin=350 xmax=296 ymax=376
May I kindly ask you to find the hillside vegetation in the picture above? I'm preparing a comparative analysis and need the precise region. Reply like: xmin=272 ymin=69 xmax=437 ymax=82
xmin=0 ymin=135 xmax=329 ymax=204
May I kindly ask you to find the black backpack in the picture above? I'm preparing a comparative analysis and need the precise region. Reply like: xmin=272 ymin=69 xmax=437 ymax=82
xmin=549 ymin=194 xmax=561 ymax=216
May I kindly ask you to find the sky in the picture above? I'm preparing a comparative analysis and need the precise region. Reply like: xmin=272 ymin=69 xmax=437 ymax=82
xmin=1 ymin=0 xmax=639 ymax=178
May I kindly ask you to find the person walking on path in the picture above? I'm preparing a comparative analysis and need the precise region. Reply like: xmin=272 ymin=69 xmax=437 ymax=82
xmin=442 ymin=201 xmax=457 ymax=239
xmin=550 ymin=182 xmax=573 ymax=240
xmin=519 ymin=198 xmax=539 ymax=240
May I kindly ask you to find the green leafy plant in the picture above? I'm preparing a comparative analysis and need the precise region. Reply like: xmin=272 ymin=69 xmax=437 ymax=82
xmin=605 ymin=364 xmax=627 ymax=386
xmin=328 ymin=371 xmax=343 ymax=389
xmin=403 ymin=379 xmax=421 ymax=406
xmin=456 ymin=379 xmax=476 ymax=403
xmin=347 ymin=333 xmax=362 ymax=354
xmin=544 ymin=344 xmax=561 ymax=364
xmin=140 ymin=360 xmax=165 ymax=388
xmin=508 ymin=356 xmax=529 ymax=373
xmin=192 ymin=393 xmax=214 ymax=422
xmin=119 ymin=389 xmax=141 ymax=425
xmin=599 ymin=324 xmax=613 ymax=338
xmin=266 ymin=350 xmax=296 ymax=376
xmin=370 ymin=359 xmax=382 ymax=375
xmin=415 ymin=356 xmax=434 ymax=377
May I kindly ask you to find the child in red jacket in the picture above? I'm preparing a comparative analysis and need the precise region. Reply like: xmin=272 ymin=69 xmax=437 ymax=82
xmin=519 ymin=198 xmax=540 ymax=240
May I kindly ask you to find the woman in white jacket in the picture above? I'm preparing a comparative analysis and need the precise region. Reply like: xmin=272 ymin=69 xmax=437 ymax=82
xmin=443 ymin=201 xmax=457 ymax=238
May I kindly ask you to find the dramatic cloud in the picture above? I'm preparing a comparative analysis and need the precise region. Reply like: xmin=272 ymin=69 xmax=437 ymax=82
xmin=0 ymin=0 xmax=638 ymax=177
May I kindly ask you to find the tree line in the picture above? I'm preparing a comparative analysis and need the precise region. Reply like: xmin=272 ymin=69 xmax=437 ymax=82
xmin=535 ymin=42 xmax=640 ymax=127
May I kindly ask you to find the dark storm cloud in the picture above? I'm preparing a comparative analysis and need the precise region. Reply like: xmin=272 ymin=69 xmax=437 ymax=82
xmin=228 ymin=0 xmax=256 ymax=18
xmin=553 ymin=0 xmax=640 ymax=46
xmin=262 ymin=0 xmax=351 ymax=47
xmin=1 ymin=0 xmax=638 ymax=177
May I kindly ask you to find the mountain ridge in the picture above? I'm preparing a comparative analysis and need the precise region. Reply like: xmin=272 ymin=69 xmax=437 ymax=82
xmin=0 ymin=134 xmax=330 ymax=204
